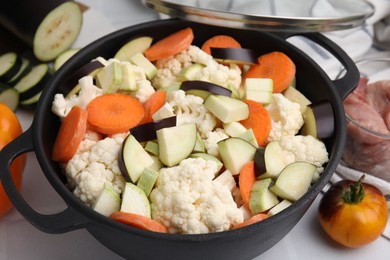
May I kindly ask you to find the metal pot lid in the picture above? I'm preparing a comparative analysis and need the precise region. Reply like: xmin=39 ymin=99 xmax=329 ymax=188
xmin=142 ymin=0 xmax=375 ymax=32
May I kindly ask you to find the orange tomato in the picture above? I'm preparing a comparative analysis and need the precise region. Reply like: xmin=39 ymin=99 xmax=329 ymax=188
xmin=0 ymin=102 xmax=26 ymax=218
xmin=318 ymin=175 xmax=388 ymax=248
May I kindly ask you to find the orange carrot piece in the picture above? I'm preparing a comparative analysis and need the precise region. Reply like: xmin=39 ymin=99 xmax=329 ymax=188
xmin=52 ymin=106 xmax=88 ymax=163
xmin=144 ymin=27 xmax=194 ymax=61
xmin=239 ymin=160 xmax=257 ymax=206
xmin=142 ymin=91 xmax=167 ymax=124
xmin=240 ymin=99 xmax=271 ymax=147
xmin=233 ymin=213 xmax=268 ymax=229
xmin=244 ymin=51 xmax=295 ymax=93
xmin=86 ymin=93 xmax=145 ymax=135
xmin=110 ymin=212 xmax=168 ymax=233
xmin=201 ymin=35 xmax=242 ymax=55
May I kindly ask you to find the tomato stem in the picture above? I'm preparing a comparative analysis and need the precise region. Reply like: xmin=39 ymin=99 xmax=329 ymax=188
xmin=342 ymin=175 xmax=365 ymax=204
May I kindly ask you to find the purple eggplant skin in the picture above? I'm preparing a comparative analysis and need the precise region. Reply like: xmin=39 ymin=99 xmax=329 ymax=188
xmin=210 ymin=47 xmax=261 ymax=65
xmin=254 ymin=147 xmax=266 ymax=177
xmin=181 ymin=80 xmax=232 ymax=97
xmin=0 ymin=0 xmax=74 ymax=45
xmin=62 ymin=60 xmax=104 ymax=92
xmin=312 ymin=101 xmax=334 ymax=139
xmin=130 ymin=116 xmax=177 ymax=142
xmin=118 ymin=140 xmax=132 ymax=183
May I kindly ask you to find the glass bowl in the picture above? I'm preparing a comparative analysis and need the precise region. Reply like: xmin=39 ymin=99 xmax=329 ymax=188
xmin=340 ymin=57 xmax=390 ymax=182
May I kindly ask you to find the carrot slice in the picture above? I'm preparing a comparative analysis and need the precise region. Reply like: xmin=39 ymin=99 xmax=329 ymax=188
xmin=201 ymin=35 xmax=241 ymax=55
xmin=244 ymin=51 xmax=295 ymax=93
xmin=144 ymin=27 xmax=194 ymax=61
xmin=86 ymin=93 xmax=145 ymax=135
xmin=52 ymin=106 xmax=88 ymax=163
xmin=239 ymin=160 xmax=257 ymax=206
xmin=110 ymin=212 xmax=168 ymax=233
xmin=141 ymin=91 xmax=167 ymax=124
xmin=233 ymin=213 xmax=268 ymax=229
xmin=240 ymin=99 xmax=271 ymax=147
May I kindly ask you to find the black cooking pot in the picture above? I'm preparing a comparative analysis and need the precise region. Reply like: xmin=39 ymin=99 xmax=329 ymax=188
xmin=0 ymin=19 xmax=359 ymax=260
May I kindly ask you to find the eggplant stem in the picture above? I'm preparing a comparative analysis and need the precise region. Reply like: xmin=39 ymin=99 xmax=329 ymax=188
xmin=342 ymin=175 xmax=365 ymax=204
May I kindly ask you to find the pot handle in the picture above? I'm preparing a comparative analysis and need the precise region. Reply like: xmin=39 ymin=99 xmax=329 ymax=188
xmin=0 ymin=127 xmax=89 ymax=234
xmin=279 ymin=32 xmax=360 ymax=99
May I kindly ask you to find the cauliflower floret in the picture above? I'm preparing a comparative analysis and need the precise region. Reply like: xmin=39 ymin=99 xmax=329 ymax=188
xmin=52 ymin=75 xmax=103 ymax=119
xmin=150 ymin=158 xmax=243 ymax=234
xmin=152 ymin=45 xmax=241 ymax=90
xmin=278 ymin=135 xmax=329 ymax=179
xmin=266 ymin=93 xmax=304 ymax=141
xmin=203 ymin=128 xmax=229 ymax=157
xmin=167 ymin=90 xmax=217 ymax=138
xmin=65 ymin=133 xmax=127 ymax=206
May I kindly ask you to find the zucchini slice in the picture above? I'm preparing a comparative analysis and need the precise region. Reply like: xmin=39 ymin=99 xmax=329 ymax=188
xmin=0 ymin=83 xmax=19 ymax=111
xmin=14 ymin=63 xmax=51 ymax=102
xmin=8 ymin=58 xmax=32 ymax=86
xmin=0 ymin=52 xmax=22 ymax=83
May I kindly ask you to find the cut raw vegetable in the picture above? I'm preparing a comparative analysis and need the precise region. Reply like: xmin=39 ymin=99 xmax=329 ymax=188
xmin=0 ymin=1 xmax=83 ymax=61
xmin=180 ymin=80 xmax=232 ymax=97
xmin=19 ymin=91 xmax=42 ymax=109
xmin=144 ymin=27 xmax=194 ymax=61
xmin=137 ymin=168 xmax=159 ymax=197
xmin=92 ymin=183 xmax=121 ymax=217
xmin=120 ymin=182 xmax=151 ymax=218
xmin=222 ymin=121 xmax=247 ymax=137
xmin=189 ymin=153 xmax=223 ymax=174
xmin=64 ymin=60 xmax=104 ymax=96
xmin=142 ymin=91 xmax=167 ymax=123
xmin=144 ymin=140 xmax=159 ymax=156
xmin=238 ymin=160 xmax=257 ymax=206
xmin=256 ymin=141 xmax=288 ymax=179
xmin=283 ymin=86 xmax=311 ymax=113
xmin=178 ymin=64 xmax=204 ymax=81
xmin=54 ymin=48 xmax=80 ymax=71
xmin=130 ymin=116 xmax=176 ymax=142
xmin=86 ymin=93 xmax=145 ymax=135
xmin=267 ymin=199 xmax=292 ymax=217
xmin=157 ymin=123 xmax=197 ymax=167
xmin=0 ymin=52 xmax=22 ymax=83
xmin=249 ymin=178 xmax=279 ymax=214
xmin=253 ymin=147 xmax=266 ymax=177
xmin=193 ymin=132 xmax=206 ymax=153
xmin=129 ymin=52 xmax=157 ymax=80
xmin=301 ymin=101 xmax=334 ymax=139
xmin=96 ymin=61 xmax=124 ymax=93
xmin=240 ymin=99 xmax=272 ymax=147
xmin=213 ymin=169 xmax=237 ymax=192
xmin=238 ymin=129 xmax=258 ymax=148
xmin=0 ymin=83 xmax=19 ymax=111
xmin=218 ymin=137 xmax=256 ymax=175
xmin=52 ymin=106 xmax=88 ymax=163
xmin=270 ymin=161 xmax=317 ymax=201
xmin=244 ymin=78 xmax=273 ymax=105
xmin=233 ymin=213 xmax=268 ymax=229
xmin=13 ymin=63 xmax=51 ymax=102
xmin=245 ymin=51 xmax=296 ymax=93
xmin=119 ymin=135 xmax=155 ymax=183
xmin=201 ymin=35 xmax=241 ymax=55
xmin=110 ymin=212 xmax=168 ymax=233
xmin=204 ymin=95 xmax=249 ymax=123
xmin=211 ymin=48 xmax=260 ymax=65
xmin=114 ymin=36 xmax=153 ymax=61
xmin=152 ymin=103 xmax=175 ymax=121
xmin=8 ymin=58 xmax=31 ymax=86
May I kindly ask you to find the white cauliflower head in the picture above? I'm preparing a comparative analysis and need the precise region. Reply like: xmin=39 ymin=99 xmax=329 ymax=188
xmin=65 ymin=133 xmax=127 ymax=206
xmin=266 ymin=93 xmax=304 ymax=142
xmin=203 ymin=128 xmax=229 ymax=157
xmin=152 ymin=45 xmax=242 ymax=90
xmin=167 ymin=90 xmax=217 ymax=138
xmin=278 ymin=134 xmax=329 ymax=179
xmin=150 ymin=158 xmax=243 ymax=234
